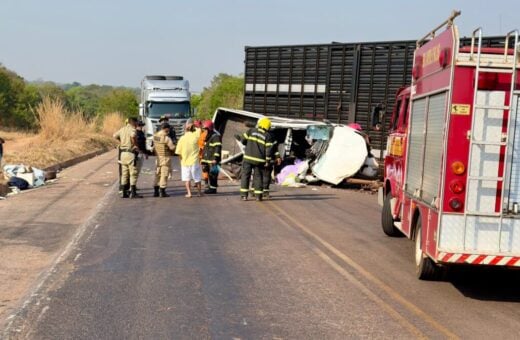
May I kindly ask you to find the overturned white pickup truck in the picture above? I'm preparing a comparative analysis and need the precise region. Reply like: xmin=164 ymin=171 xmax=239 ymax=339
xmin=212 ymin=108 xmax=379 ymax=185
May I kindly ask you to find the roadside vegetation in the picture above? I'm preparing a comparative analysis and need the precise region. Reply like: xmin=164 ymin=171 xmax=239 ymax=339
xmin=2 ymin=97 xmax=123 ymax=168
xmin=192 ymin=73 xmax=244 ymax=119
xmin=0 ymin=63 xmax=243 ymax=168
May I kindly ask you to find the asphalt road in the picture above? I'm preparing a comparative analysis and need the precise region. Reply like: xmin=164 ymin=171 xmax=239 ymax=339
xmin=5 ymin=158 xmax=520 ymax=339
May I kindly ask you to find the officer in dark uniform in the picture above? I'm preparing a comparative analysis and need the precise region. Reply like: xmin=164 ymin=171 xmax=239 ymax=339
xmin=201 ymin=120 xmax=222 ymax=194
xmin=239 ymin=117 xmax=274 ymax=201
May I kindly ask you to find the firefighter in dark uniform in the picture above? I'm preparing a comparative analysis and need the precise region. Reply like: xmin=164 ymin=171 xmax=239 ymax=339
xmin=239 ymin=117 xmax=274 ymax=201
xmin=201 ymin=120 xmax=222 ymax=194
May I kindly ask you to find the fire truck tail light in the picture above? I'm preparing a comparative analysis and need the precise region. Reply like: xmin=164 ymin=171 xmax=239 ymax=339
xmin=449 ymin=180 xmax=465 ymax=194
xmin=449 ymin=198 xmax=463 ymax=211
xmin=451 ymin=161 xmax=465 ymax=175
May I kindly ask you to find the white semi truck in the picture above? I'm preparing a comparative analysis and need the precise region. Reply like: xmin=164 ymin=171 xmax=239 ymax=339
xmin=139 ymin=75 xmax=191 ymax=150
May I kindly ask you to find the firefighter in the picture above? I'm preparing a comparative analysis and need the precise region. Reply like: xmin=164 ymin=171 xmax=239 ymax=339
xmin=201 ymin=120 xmax=222 ymax=194
xmin=153 ymin=122 xmax=176 ymax=197
xmin=239 ymin=117 xmax=274 ymax=201
xmin=196 ymin=119 xmax=209 ymax=183
xmin=113 ymin=117 xmax=139 ymax=198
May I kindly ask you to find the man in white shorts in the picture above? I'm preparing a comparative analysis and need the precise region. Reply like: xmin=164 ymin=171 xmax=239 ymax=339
xmin=175 ymin=119 xmax=202 ymax=197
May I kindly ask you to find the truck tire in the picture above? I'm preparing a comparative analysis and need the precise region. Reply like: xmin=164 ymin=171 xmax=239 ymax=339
xmin=415 ymin=220 xmax=441 ymax=280
xmin=382 ymin=193 xmax=401 ymax=237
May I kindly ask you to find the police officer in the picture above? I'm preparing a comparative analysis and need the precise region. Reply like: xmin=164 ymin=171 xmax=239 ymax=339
xmin=153 ymin=122 xmax=176 ymax=197
xmin=133 ymin=120 xmax=148 ymax=194
xmin=201 ymin=120 xmax=222 ymax=194
xmin=239 ymin=117 xmax=274 ymax=201
xmin=158 ymin=115 xmax=177 ymax=144
xmin=113 ymin=117 xmax=140 ymax=198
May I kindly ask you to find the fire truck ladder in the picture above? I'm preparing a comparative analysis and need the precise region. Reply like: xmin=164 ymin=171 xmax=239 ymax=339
xmin=464 ymin=28 xmax=519 ymax=233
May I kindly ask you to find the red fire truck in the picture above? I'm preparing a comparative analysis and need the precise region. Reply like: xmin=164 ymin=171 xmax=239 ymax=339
xmin=381 ymin=11 xmax=520 ymax=280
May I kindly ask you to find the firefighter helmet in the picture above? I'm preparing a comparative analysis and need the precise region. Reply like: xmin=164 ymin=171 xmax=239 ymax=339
xmin=258 ymin=117 xmax=272 ymax=130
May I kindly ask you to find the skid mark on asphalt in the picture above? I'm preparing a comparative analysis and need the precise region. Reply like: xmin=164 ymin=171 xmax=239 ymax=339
xmin=261 ymin=201 xmax=459 ymax=339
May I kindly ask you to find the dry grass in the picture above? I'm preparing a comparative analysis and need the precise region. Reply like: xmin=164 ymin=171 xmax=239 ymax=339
xmin=1 ymin=97 xmax=123 ymax=169
xmin=35 ymin=97 xmax=89 ymax=142
xmin=101 ymin=112 xmax=125 ymax=136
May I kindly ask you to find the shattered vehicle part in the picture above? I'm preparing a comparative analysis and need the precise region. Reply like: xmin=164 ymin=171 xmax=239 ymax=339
xmin=213 ymin=107 xmax=374 ymax=185
xmin=311 ymin=126 xmax=368 ymax=185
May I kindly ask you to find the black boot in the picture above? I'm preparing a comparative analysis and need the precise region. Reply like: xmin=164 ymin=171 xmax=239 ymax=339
xmin=118 ymin=184 xmax=124 ymax=196
xmin=159 ymin=188 xmax=170 ymax=197
xmin=204 ymin=188 xmax=217 ymax=194
xmin=129 ymin=185 xmax=143 ymax=199
xmin=122 ymin=184 xmax=129 ymax=198
xmin=153 ymin=186 xmax=160 ymax=197
xmin=262 ymin=191 xmax=270 ymax=200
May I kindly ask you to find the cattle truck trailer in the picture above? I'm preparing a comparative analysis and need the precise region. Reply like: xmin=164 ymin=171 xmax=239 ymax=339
xmin=244 ymin=31 xmax=512 ymax=168
xmin=381 ymin=11 xmax=520 ymax=280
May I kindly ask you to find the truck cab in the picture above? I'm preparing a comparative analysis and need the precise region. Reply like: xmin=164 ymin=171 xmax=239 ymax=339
xmin=382 ymin=87 xmax=410 ymax=236
xmin=139 ymin=75 xmax=191 ymax=150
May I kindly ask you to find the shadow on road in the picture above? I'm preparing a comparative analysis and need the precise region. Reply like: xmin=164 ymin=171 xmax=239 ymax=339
xmin=448 ymin=267 xmax=520 ymax=302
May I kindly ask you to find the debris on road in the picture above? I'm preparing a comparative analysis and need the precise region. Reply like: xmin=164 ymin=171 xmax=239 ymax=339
xmin=2 ymin=164 xmax=50 ymax=197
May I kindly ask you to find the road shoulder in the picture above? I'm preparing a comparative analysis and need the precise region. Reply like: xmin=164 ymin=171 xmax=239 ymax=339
xmin=0 ymin=150 xmax=118 ymax=331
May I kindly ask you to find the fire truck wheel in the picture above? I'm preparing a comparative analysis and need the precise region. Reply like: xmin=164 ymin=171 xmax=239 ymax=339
xmin=415 ymin=220 xmax=441 ymax=280
xmin=382 ymin=193 xmax=401 ymax=237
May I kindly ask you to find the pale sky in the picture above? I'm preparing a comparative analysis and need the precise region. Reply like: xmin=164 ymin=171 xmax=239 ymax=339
xmin=0 ymin=0 xmax=517 ymax=91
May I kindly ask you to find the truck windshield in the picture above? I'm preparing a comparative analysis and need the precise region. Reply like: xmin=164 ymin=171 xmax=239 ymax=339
xmin=147 ymin=102 xmax=191 ymax=119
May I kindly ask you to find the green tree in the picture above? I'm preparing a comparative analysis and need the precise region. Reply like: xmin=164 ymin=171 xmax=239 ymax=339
xmin=196 ymin=73 xmax=244 ymax=119
xmin=98 ymin=88 xmax=139 ymax=118
xmin=191 ymin=93 xmax=202 ymax=115
xmin=65 ymin=85 xmax=103 ymax=118
xmin=35 ymin=82 xmax=68 ymax=104
xmin=0 ymin=65 xmax=37 ymax=128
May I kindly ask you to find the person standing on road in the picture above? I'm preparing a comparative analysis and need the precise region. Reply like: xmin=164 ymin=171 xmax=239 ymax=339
xmin=158 ymin=115 xmax=178 ymax=145
xmin=239 ymin=117 xmax=274 ymax=201
xmin=175 ymin=119 xmax=202 ymax=198
xmin=153 ymin=122 xmax=176 ymax=198
xmin=113 ymin=117 xmax=140 ymax=198
xmin=134 ymin=121 xmax=149 ymax=193
xmin=201 ymin=120 xmax=222 ymax=194
xmin=195 ymin=119 xmax=209 ymax=184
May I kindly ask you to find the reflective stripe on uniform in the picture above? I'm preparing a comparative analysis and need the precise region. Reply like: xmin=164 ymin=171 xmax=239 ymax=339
xmin=246 ymin=137 xmax=266 ymax=145
xmin=214 ymin=153 xmax=220 ymax=157
xmin=244 ymin=155 xmax=266 ymax=163
xmin=209 ymin=142 xmax=222 ymax=147
xmin=240 ymin=188 xmax=249 ymax=192
xmin=254 ymin=190 xmax=263 ymax=194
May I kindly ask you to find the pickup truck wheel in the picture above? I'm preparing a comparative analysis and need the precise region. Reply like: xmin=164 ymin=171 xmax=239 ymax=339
xmin=382 ymin=193 xmax=401 ymax=237
xmin=415 ymin=220 xmax=441 ymax=280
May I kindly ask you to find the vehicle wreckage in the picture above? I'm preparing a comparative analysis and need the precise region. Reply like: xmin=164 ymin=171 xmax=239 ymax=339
xmin=213 ymin=108 xmax=379 ymax=186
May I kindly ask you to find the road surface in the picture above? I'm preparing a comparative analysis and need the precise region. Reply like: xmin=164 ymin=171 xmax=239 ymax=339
xmin=4 ymin=157 xmax=520 ymax=339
